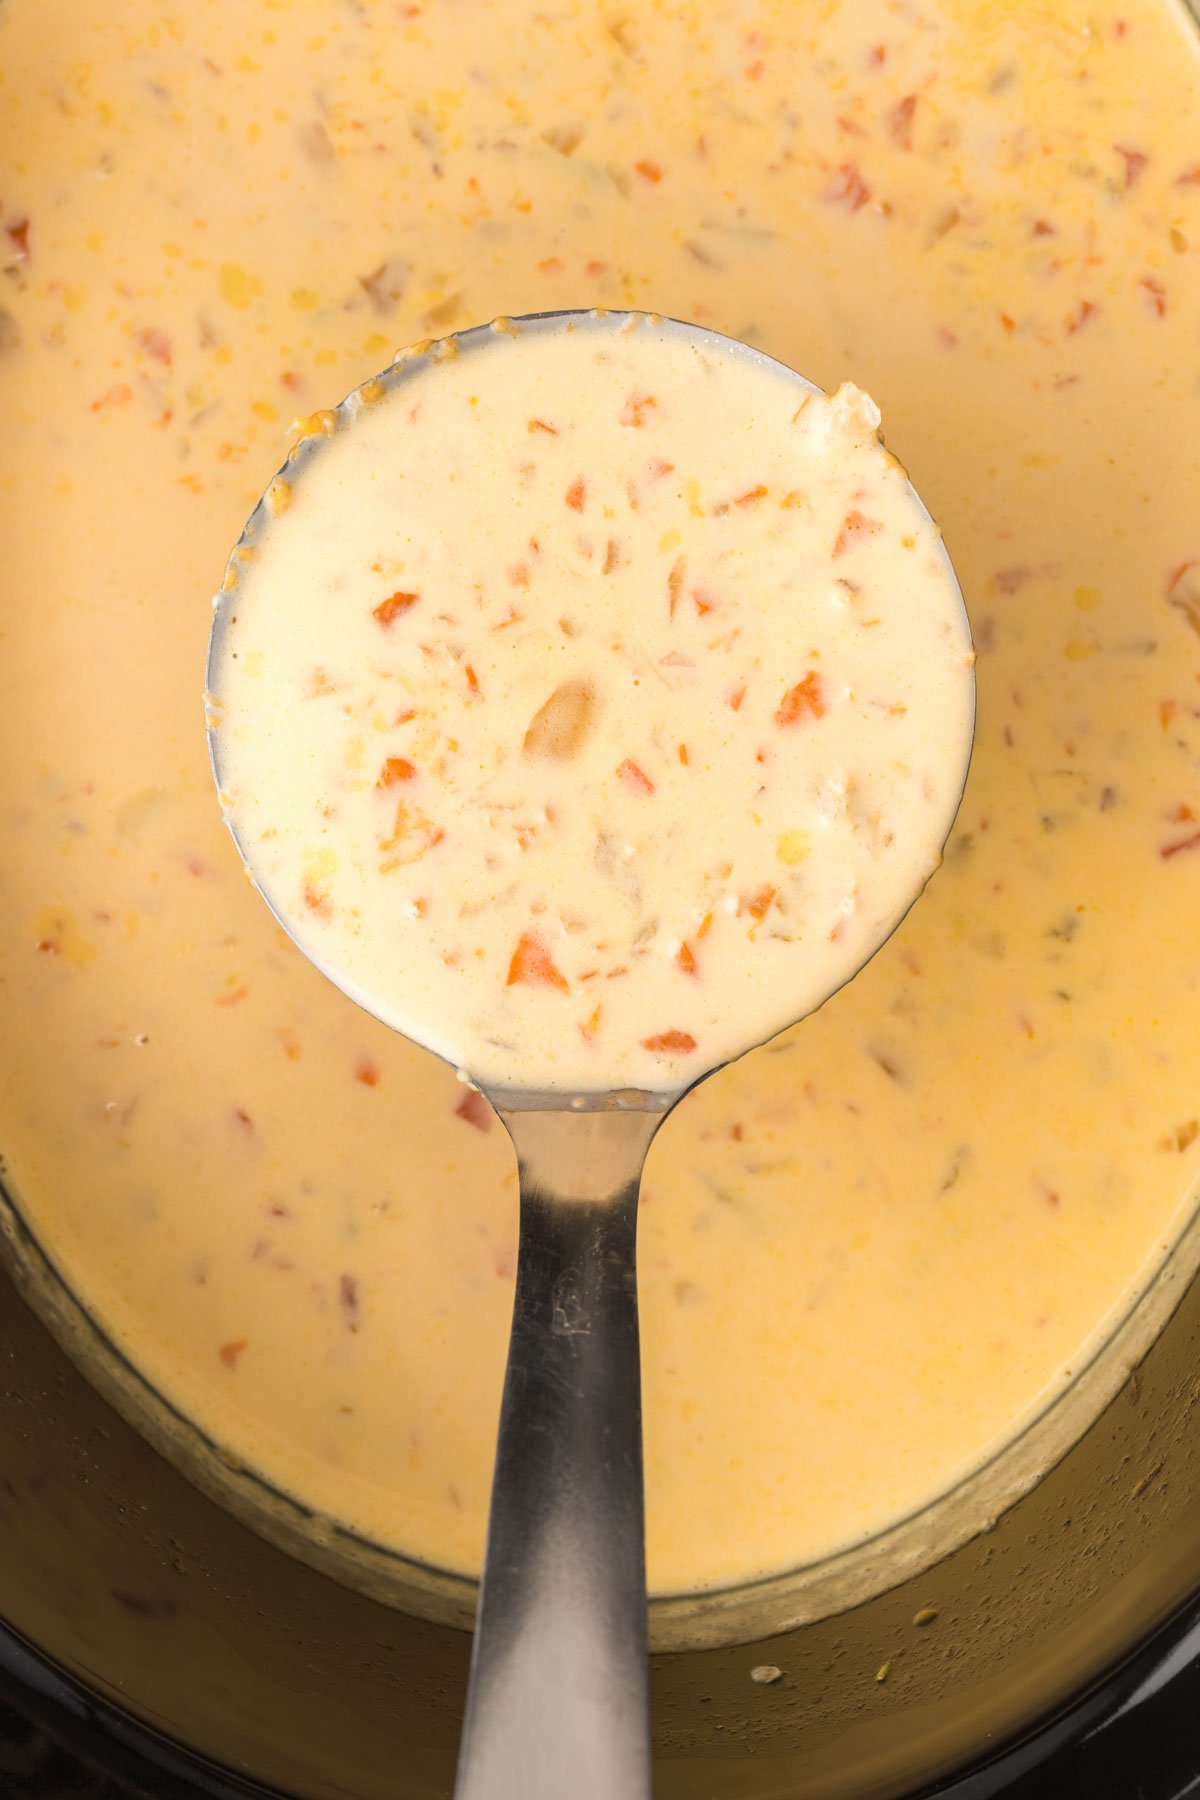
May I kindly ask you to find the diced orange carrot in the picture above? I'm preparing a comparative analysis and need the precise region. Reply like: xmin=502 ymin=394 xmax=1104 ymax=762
xmin=377 ymin=757 xmax=416 ymax=788
xmin=678 ymin=743 xmax=689 ymax=765
xmin=776 ymin=671 xmax=826 ymax=725
xmin=465 ymin=664 xmax=480 ymax=695
xmin=734 ymin=484 xmax=768 ymax=506
xmin=565 ymin=477 xmax=586 ymax=511
xmin=641 ymin=1029 xmax=697 ymax=1053
xmin=728 ymin=686 xmax=746 ymax=712
xmin=617 ymin=758 xmax=655 ymax=795
xmin=373 ymin=591 xmax=419 ymax=626
xmin=507 ymin=931 xmax=570 ymax=993
xmin=833 ymin=511 xmax=883 ymax=557
xmin=634 ymin=159 xmax=663 ymax=183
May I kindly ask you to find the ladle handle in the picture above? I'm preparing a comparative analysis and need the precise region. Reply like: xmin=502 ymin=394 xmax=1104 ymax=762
xmin=453 ymin=1107 xmax=657 ymax=1800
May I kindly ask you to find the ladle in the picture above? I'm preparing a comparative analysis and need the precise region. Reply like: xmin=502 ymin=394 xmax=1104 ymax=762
xmin=206 ymin=310 xmax=975 ymax=1800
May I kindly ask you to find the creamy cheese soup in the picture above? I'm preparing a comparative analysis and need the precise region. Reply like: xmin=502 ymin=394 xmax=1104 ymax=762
xmin=0 ymin=0 xmax=1198 ymax=1596
xmin=211 ymin=323 xmax=974 ymax=1093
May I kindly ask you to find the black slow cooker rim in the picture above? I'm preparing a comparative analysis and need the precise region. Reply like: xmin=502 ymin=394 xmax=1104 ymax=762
xmin=3 ymin=1573 xmax=1200 ymax=1800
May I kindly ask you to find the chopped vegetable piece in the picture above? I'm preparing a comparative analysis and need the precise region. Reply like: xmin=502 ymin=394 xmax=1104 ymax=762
xmin=834 ymin=511 xmax=883 ymax=557
xmin=776 ymin=672 xmax=826 ymax=725
xmin=619 ymin=392 xmax=657 ymax=426
xmin=373 ymin=591 xmax=419 ymax=626
xmin=507 ymin=931 xmax=570 ymax=992
xmin=377 ymin=757 xmax=416 ymax=787
xmin=742 ymin=884 xmax=777 ymax=921
xmin=617 ymin=758 xmax=655 ymax=794
xmin=641 ymin=1030 xmax=698 ymax=1053
xmin=455 ymin=1089 xmax=493 ymax=1131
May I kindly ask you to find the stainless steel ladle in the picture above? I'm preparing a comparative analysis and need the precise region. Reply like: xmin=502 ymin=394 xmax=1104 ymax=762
xmin=206 ymin=309 xmax=975 ymax=1800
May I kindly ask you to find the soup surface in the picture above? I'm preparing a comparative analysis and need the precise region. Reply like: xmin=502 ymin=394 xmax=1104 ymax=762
xmin=1 ymin=0 xmax=1199 ymax=1595
xmin=212 ymin=324 xmax=974 ymax=1092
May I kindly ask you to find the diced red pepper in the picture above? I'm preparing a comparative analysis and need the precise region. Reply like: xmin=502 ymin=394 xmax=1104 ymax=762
xmin=776 ymin=671 xmax=826 ymax=725
xmin=619 ymin=392 xmax=657 ymax=427
xmin=641 ymin=1029 xmax=697 ymax=1053
xmin=825 ymin=162 xmax=871 ymax=211
xmin=617 ymin=758 xmax=655 ymax=795
xmin=668 ymin=555 xmax=685 ymax=618
xmin=377 ymin=757 xmax=416 ymax=787
xmin=373 ymin=591 xmax=419 ymax=627
xmin=455 ymin=1089 xmax=493 ymax=1132
xmin=302 ymin=881 xmax=332 ymax=918
xmin=889 ymin=94 xmax=917 ymax=150
xmin=507 ymin=931 xmax=570 ymax=993
xmin=1114 ymin=144 xmax=1149 ymax=188
xmin=833 ymin=511 xmax=883 ymax=557
xmin=742 ymin=884 xmax=777 ymax=921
